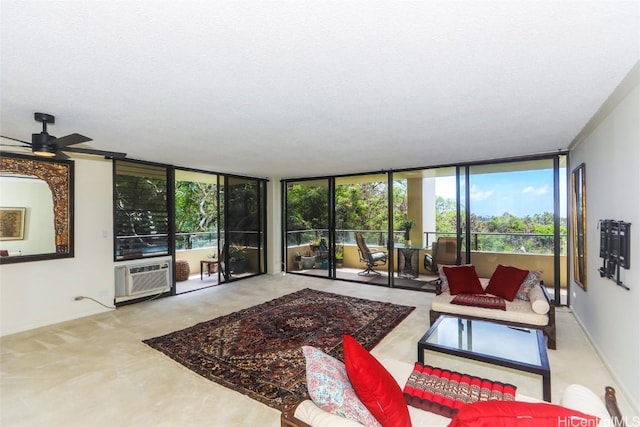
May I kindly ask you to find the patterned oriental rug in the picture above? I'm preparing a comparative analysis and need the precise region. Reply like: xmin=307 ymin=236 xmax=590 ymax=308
xmin=143 ymin=288 xmax=415 ymax=410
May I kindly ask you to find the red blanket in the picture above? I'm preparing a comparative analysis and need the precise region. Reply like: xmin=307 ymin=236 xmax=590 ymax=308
xmin=403 ymin=362 xmax=517 ymax=418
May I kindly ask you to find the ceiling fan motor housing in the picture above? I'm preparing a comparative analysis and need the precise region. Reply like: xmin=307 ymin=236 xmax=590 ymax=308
xmin=34 ymin=112 xmax=55 ymax=125
xmin=31 ymin=131 xmax=56 ymax=155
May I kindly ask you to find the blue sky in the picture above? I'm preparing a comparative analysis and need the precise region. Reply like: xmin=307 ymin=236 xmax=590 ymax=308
xmin=436 ymin=169 xmax=567 ymax=218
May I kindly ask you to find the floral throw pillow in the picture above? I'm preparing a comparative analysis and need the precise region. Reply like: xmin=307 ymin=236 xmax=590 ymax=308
xmin=302 ymin=346 xmax=381 ymax=427
xmin=515 ymin=270 xmax=542 ymax=301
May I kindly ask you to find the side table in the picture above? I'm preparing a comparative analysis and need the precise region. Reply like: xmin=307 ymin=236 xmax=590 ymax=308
xmin=200 ymin=258 xmax=219 ymax=280
xmin=397 ymin=246 xmax=421 ymax=278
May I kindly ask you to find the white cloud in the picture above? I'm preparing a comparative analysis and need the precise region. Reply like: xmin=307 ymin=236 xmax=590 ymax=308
xmin=435 ymin=176 xmax=457 ymax=199
xmin=470 ymin=185 xmax=494 ymax=201
xmin=522 ymin=185 xmax=549 ymax=196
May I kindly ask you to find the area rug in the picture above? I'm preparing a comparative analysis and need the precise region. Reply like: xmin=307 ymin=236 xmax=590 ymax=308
xmin=143 ymin=288 xmax=415 ymax=410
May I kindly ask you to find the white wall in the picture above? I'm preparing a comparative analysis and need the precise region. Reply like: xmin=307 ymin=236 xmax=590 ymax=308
xmin=0 ymin=177 xmax=55 ymax=255
xmin=0 ymin=158 xmax=115 ymax=336
xmin=569 ymin=63 xmax=640 ymax=414
xmin=0 ymin=157 xmax=282 ymax=336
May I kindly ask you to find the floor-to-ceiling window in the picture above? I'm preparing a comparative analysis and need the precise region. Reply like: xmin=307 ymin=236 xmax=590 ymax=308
xmin=282 ymin=154 xmax=567 ymax=302
xmin=114 ymin=160 xmax=170 ymax=261
xmin=334 ymin=173 xmax=390 ymax=285
xmin=463 ymin=157 xmax=567 ymax=303
xmin=114 ymin=160 xmax=267 ymax=301
xmin=284 ymin=174 xmax=391 ymax=284
xmin=391 ymin=167 xmax=460 ymax=291
xmin=224 ymin=176 xmax=267 ymax=279
xmin=174 ymin=169 xmax=220 ymax=294
xmin=284 ymin=179 xmax=331 ymax=278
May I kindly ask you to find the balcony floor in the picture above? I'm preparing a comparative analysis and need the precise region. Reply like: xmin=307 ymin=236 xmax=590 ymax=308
xmin=291 ymin=266 xmax=441 ymax=292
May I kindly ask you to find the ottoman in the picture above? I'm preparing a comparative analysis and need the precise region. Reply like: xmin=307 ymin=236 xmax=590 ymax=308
xmin=175 ymin=259 xmax=190 ymax=281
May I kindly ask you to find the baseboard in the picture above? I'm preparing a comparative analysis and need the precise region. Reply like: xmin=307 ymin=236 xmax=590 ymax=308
xmin=569 ymin=307 xmax=640 ymax=417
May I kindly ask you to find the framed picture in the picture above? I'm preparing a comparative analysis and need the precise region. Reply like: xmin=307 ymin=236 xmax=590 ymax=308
xmin=571 ymin=163 xmax=587 ymax=290
xmin=0 ymin=207 xmax=26 ymax=240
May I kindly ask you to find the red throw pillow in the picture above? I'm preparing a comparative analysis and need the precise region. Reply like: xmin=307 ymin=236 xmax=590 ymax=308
xmin=342 ymin=335 xmax=411 ymax=427
xmin=485 ymin=265 xmax=530 ymax=301
xmin=448 ymin=400 xmax=600 ymax=427
xmin=443 ymin=265 xmax=484 ymax=295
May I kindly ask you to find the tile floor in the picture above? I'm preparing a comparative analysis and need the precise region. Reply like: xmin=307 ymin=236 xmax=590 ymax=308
xmin=0 ymin=273 xmax=634 ymax=426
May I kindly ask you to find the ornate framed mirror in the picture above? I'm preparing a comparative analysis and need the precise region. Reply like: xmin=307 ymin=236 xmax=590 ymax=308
xmin=0 ymin=152 xmax=74 ymax=264
xmin=571 ymin=163 xmax=587 ymax=290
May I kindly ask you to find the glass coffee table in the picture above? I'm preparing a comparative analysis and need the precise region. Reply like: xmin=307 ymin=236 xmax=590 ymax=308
xmin=418 ymin=315 xmax=551 ymax=401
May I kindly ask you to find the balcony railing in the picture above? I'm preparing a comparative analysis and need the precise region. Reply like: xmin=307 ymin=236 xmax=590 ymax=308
xmin=424 ymin=231 xmax=566 ymax=255
xmin=286 ymin=229 xmax=567 ymax=293
xmin=286 ymin=229 xmax=565 ymax=255
xmin=116 ymin=230 xmax=262 ymax=259
xmin=175 ymin=232 xmax=218 ymax=250
xmin=286 ymin=229 xmax=406 ymax=248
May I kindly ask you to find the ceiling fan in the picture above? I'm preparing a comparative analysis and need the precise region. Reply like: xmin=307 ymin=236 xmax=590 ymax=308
xmin=0 ymin=112 xmax=127 ymax=159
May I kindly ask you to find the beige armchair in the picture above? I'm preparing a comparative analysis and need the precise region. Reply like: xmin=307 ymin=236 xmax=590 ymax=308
xmin=355 ymin=233 xmax=388 ymax=276
xmin=424 ymin=237 xmax=459 ymax=273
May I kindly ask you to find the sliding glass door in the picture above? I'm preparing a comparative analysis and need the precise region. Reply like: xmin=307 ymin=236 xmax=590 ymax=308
xmin=224 ymin=176 xmax=267 ymax=279
xmin=466 ymin=158 xmax=566 ymax=303
xmin=282 ymin=155 xmax=566 ymax=302
xmin=174 ymin=169 xmax=219 ymax=293
xmin=114 ymin=161 xmax=267 ymax=302
xmin=284 ymin=179 xmax=331 ymax=278
xmin=391 ymin=167 xmax=461 ymax=290
xmin=333 ymin=173 xmax=390 ymax=285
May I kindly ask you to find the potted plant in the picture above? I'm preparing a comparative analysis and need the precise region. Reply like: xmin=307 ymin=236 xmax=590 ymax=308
xmin=401 ymin=219 xmax=414 ymax=243
xmin=301 ymin=249 xmax=316 ymax=270
xmin=293 ymin=251 xmax=303 ymax=270
xmin=207 ymin=251 xmax=218 ymax=273
xmin=228 ymin=245 xmax=248 ymax=274
xmin=335 ymin=245 xmax=344 ymax=268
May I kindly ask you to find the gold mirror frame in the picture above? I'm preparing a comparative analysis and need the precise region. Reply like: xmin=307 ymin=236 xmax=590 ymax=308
xmin=0 ymin=152 xmax=74 ymax=264
xmin=571 ymin=163 xmax=587 ymax=290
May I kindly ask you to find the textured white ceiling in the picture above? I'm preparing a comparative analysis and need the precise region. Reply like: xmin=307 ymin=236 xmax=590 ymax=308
xmin=1 ymin=1 xmax=638 ymax=179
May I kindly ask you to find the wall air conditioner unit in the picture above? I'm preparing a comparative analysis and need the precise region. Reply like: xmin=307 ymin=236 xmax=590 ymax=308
xmin=115 ymin=260 xmax=171 ymax=303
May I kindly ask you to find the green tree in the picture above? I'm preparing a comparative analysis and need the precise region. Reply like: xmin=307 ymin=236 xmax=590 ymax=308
xmin=434 ymin=197 xmax=562 ymax=254
xmin=174 ymin=181 xmax=217 ymax=233
xmin=435 ymin=196 xmax=457 ymax=233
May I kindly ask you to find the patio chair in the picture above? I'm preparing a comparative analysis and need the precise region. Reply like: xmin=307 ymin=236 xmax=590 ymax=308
xmin=218 ymin=240 xmax=230 ymax=281
xmin=424 ymin=237 xmax=459 ymax=274
xmin=201 ymin=240 xmax=228 ymax=280
xmin=355 ymin=233 xmax=388 ymax=276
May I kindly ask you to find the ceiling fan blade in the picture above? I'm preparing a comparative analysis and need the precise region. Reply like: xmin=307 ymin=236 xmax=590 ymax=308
xmin=0 ymin=142 xmax=30 ymax=149
xmin=62 ymin=146 xmax=127 ymax=159
xmin=54 ymin=151 xmax=70 ymax=160
xmin=0 ymin=135 xmax=32 ymax=145
xmin=55 ymin=133 xmax=92 ymax=148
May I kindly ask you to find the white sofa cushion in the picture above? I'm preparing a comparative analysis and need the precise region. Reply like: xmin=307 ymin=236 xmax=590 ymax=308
xmin=560 ymin=384 xmax=611 ymax=427
xmin=529 ymin=284 xmax=551 ymax=315
xmin=293 ymin=360 xmax=615 ymax=427
xmin=294 ymin=400 xmax=364 ymax=427
xmin=431 ymin=291 xmax=549 ymax=326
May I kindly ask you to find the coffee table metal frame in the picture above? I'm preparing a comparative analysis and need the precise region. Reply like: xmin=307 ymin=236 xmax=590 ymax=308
xmin=418 ymin=314 xmax=551 ymax=402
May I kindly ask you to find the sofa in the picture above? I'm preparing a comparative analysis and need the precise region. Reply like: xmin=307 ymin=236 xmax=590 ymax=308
xmin=429 ymin=264 xmax=556 ymax=349
xmin=281 ymin=358 xmax=623 ymax=427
